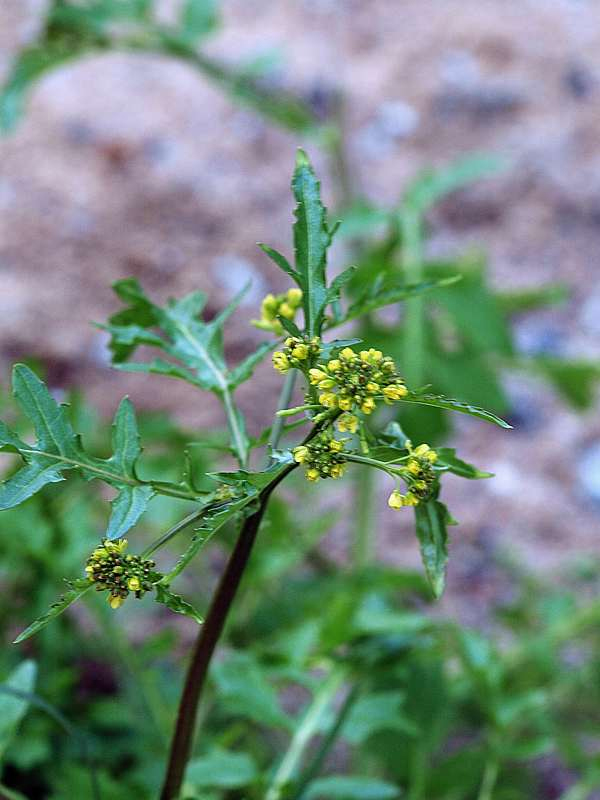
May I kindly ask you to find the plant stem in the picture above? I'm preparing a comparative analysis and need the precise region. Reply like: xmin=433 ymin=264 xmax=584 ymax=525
xmin=400 ymin=208 xmax=425 ymax=388
xmin=353 ymin=464 xmax=374 ymax=567
xmin=270 ymin=371 xmax=298 ymax=451
xmin=265 ymin=667 xmax=346 ymax=800
xmin=159 ymin=461 xmax=297 ymax=800
xmin=477 ymin=757 xmax=499 ymax=800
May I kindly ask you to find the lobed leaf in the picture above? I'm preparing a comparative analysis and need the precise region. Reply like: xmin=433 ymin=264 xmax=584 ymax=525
xmin=401 ymin=392 xmax=512 ymax=429
xmin=154 ymin=585 xmax=203 ymax=624
xmin=14 ymin=583 xmax=91 ymax=644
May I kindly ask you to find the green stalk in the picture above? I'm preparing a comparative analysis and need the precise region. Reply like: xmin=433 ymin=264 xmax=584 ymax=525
xmin=222 ymin=386 xmax=248 ymax=468
xmin=265 ymin=668 xmax=346 ymax=800
xmin=353 ymin=464 xmax=375 ymax=567
xmin=400 ymin=208 xmax=425 ymax=388
xmin=477 ymin=758 xmax=499 ymax=800
xmin=269 ymin=371 xmax=298 ymax=453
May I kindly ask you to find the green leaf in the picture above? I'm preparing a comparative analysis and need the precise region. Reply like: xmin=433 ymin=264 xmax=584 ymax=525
xmin=180 ymin=0 xmax=219 ymax=41
xmin=403 ymin=153 xmax=508 ymax=215
xmin=0 ymin=661 xmax=37 ymax=760
xmin=106 ymin=484 xmax=154 ymax=540
xmin=436 ymin=448 xmax=493 ymax=479
xmin=414 ymin=500 xmax=452 ymax=598
xmin=342 ymin=691 xmax=413 ymax=745
xmin=496 ymin=283 xmax=569 ymax=315
xmin=154 ymin=585 xmax=203 ymax=624
xmin=401 ymin=391 xmax=512 ymax=428
xmin=0 ymin=366 xmax=155 ymax=535
xmin=14 ymin=584 xmax=91 ymax=644
xmin=291 ymin=149 xmax=332 ymax=337
xmin=337 ymin=276 xmax=461 ymax=325
xmin=228 ymin=341 xmax=277 ymax=389
xmin=186 ymin=749 xmax=257 ymax=789
xmin=257 ymin=243 xmax=300 ymax=282
xmin=532 ymin=357 xmax=600 ymax=409
xmin=304 ymin=775 xmax=400 ymax=799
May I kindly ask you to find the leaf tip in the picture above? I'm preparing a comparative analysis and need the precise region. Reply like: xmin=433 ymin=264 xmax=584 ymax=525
xmin=295 ymin=147 xmax=310 ymax=168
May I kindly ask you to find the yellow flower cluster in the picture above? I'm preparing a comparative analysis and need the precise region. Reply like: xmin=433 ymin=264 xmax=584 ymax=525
xmin=85 ymin=539 xmax=160 ymax=609
xmin=309 ymin=347 xmax=407 ymax=414
xmin=252 ymin=288 xmax=303 ymax=335
xmin=273 ymin=336 xmax=321 ymax=374
xmin=293 ymin=432 xmax=347 ymax=481
xmin=387 ymin=443 xmax=439 ymax=510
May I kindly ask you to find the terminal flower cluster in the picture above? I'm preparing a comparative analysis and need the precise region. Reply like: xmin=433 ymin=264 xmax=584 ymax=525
xmin=309 ymin=347 xmax=408 ymax=415
xmin=293 ymin=432 xmax=347 ymax=481
xmin=85 ymin=539 xmax=161 ymax=609
xmin=252 ymin=288 xmax=303 ymax=335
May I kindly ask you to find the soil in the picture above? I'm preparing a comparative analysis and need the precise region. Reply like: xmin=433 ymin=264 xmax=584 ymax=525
xmin=2 ymin=0 xmax=600 ymax=619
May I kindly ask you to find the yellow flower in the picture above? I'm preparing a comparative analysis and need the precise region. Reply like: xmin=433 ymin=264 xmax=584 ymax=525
xmin=366 ymin=382 xmax=380 ymax=394
xmin=360 ymin=348 xmax=382 ymax=363
xmin=279 ymin=302 xmax=294 ymax=319
xmin=261 ymin=293 xmax=279 ymax=317
xmin=340 ymin=347 xmax=356 ymax=361
xmin=127 ymin=576 xmax=141 ymax=592
xmin=319 ymin=392 xmax=338 ymax=409
xmin=293 ymin=446 xmax=309 ymax=463
xmin=309 ymin=368 xmax=329 ymax=385
xmin=287 ymin=287 xmax=303 ymax=305
xmin=272 ymin=351 xmax=290 ymax=373
xmin=407 ymin=459 xmax=421 ymax=475
xmin=330 ymin=464 xmax=345 ymax=479
xmin=336 ymin=414 xmax=359 ymax=433
xmin=383 ymin=384 xmax=408 ymax=403
xmin=306 ymin=468 xmax=320 ymax=482
xmin=361 ymin=397 xmax=376 ymax=414
xmin=318 ymin=378 xmax=336 ymax=390
xmin=329 ymin=439 xmax=344 ymax=452
xmin=338 ymin=396 xmax=352 ymax=411
xmin=327 ymin=359 xmax=341 ymax=372
xmin=413 ymin=443 xmax=437 ymax=462
xmin=404 ymin=492 xmax=419 ymax=506
xmin=291 ymin=344 xmax=309 ymax=360
xmin=108 ymin=595 xmax=124 ymax=610
xmin=388 ymin=490 xmax=405 ymax=510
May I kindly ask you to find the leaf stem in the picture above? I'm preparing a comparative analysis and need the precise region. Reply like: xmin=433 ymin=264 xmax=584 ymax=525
xmin=269 ymin=370 xmax=298 ymax=453
xmin=477 ymin=757 xmax=499 ymax=800
xmin=265 ymin=667 xmax=346 ymax=800
xmin=222 ymin=386 xmax=248 ymax=468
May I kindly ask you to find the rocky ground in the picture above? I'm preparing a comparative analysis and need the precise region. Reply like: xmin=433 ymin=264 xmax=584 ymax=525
xmin=2 ymin=0 xmax=600 ymax=620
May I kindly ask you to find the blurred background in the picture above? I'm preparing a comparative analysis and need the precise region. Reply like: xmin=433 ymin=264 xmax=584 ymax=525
xmin=2 ymin=1 xmax=600 ymax=798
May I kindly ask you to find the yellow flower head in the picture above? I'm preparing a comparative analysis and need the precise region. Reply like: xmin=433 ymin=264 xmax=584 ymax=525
xmin=108 ymin=595 xmax=124 ymax=610
xmin=361 ymin=397 xmax=376 ymax=414
xmin=329 ymin=439 xmax=344 ymax=452
xmin=383 ymin=384 xmax=408 ymax=403
xmin=336 ymin=414 xmax=359 ymax=434
xmin=309 ymin=368 xmax=329 ymax=385
xmin=279 ymin=302 xmax=294 ymax=319
xmin=319 ymin=392 xmax=338 ymax=409
xmin=127 ymin=576 xmax=141 ymax=592
xmin=338 ymin=395 xmax=353 ymax=411
xmin=306 ymin=468 xmax=320 ymax=482
xmin=413 ymin=443 xmax=437 ymax=462
xmin=291 ymin=344 xmax=309 ymax=360
xmin=404 ymin=492 xmax=419 ymax=507
xmin=330 ymin=464 xmax=346 ymax=479
xmin=272 ymin=351 xmax=290 ymax=373
xmin=360 ymin=348 xmax=383 ymax=363
xmin=340 ymin=347 xmax=356 ymax=361
xmin=327 ymin=359 xmax=341 ymax=372
xmin=287 ymin=287 xmax=303 ymax=305
xmin=388 ymin=490 xmax=405 ymax=510
xmin=293 ymin=446 xmax=310 ymax=463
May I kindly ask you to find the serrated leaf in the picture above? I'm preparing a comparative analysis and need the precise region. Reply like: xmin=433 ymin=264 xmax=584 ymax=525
xmin=155 ymin=585 xmax=203 ymax=624
xmin=277 ymin=314 xmax=303 ymax=338
xmin=14 ymin=584 xmax=91 ymax=644
xmin=0 ymin=661 xmax=37 ymax=759
xmin=292 ymin=149 xmax=332 ymax=337
xmin=337 ymin=276 xmax=461 ymax=325
xmin=414 ymin=500 xmax=451 ymax=599
xmin=228 ymin=341 xmax=276 ymax=389
xmin=0 ymin=366 xmax=158 ymax=535
xmin=106 ymin=484 xmax=154 ymax=540
xmin=257 ymin=243 xmax=300 ymax=282
xmin=436 ymin=448 xmax=493 ymax=479
xmin=401 ymin=392 xmax=512 ymax=428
